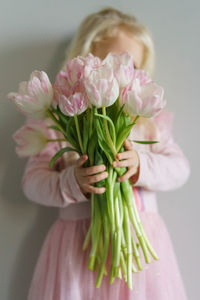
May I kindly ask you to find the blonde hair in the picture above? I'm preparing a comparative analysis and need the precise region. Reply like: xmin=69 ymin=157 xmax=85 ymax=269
xmin=60 ymin=7 xmax=155 ymax=78
xmin=60 ymin=7 xmax=161 ymax=143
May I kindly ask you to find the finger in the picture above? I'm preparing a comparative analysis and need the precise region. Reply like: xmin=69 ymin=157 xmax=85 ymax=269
xmin=76 ymin=154 xmax=88 ymax=167
xmin=82 ymin=164 xmax=106 ymax=176
xmin=86 ymin=171 xmax=108 ymax=184
xmin=118 ymin=168 xmax=136 ymax=182
xmin=83 ymin=184 xmax=106 ymax=194
xmin=113 ymin=158 xmax=134 ymax=168
xmin=124 ymin=139 xmax=133 ymax=150
xmin=116 ymin=150 xmax=134 ymax=160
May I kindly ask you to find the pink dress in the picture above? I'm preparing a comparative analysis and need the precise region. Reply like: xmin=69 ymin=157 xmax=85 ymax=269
xmin=22 ymin=111 xmax=190 ymax=300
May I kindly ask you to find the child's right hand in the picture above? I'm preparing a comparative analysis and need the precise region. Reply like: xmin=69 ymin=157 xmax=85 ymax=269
xmin=74 ymin=154 xmax=108 ymax=195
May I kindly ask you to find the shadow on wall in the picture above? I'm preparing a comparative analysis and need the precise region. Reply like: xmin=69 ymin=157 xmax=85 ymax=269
xmin=1 ymin=35 xmax=72 ymax=300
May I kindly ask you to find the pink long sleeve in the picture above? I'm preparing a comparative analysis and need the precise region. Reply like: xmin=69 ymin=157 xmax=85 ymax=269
xmin=21 ymin=120 xmax=88 ymax=208
xmin=132 ymin=112 xmax=191 ymax=191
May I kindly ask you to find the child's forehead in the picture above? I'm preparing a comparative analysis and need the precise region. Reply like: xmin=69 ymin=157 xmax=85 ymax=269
xmin=100 ymin=23 xmax=134 ymax=38
xmin=91 ymin=29 xmax=144 ymax=68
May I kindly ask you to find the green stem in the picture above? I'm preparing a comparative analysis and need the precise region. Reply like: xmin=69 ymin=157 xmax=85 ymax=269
xmin=123 ymin=204 xmax=133 ymax=290
xmin=106 ymin=166 xmax=118 ymax=285
xmin=89 ymin=107 xmax=93 ymax=138
xmin=116 ymin=96 xmax=120 ymax=112
xmin=121 ymin=227 xmax=127 ymax=256
xmin=93 ymin=227 xmax=103 ymax=272
xmin=121 ymin=228 xmax=137 ymax=272
xmin=116 ymin=115 xmax=140 ymax=153
xmin=114 ymin=166 xmax=151 ymax=264
xmin=102 ymin=106 xmax=117 ymax=158
xmin=131 ymin=234 xmax=143 ymax=270
xmin=130 ymin=185 xmax=158 ymax=260
xmin=82 ymin=223 xmax=92 ymax=250
xmin=47 ymin=138 xmax=66 ymax=142
xmin=115 ymin=165 xmax=150 ymax=264
xmin=46 ymin=109 xmax=66 ymax=135
xmin=106 ymin=166 xmax=115 ymax=233
xmin=88 ymin=195 xmax=102 ymax=271
xmin=133 ymin=115 xmax=140 ymax=123
xmin=138 ymin=225 xmax=159 ymax=260
xmin=113 ymin=185 xmax=123 ymax=277
xmin=74 ymin=114 xmax=84 ymax=154
xmin=96 ymin=216 xmax=110 ymax=288
xmin=121 ymin=180 xmax=151 ymax=264
xmin=120 ymin=251 xmax=127 ymax=282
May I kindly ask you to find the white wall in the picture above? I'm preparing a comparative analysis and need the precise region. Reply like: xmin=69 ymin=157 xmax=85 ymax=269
xmin=1 ymin=1 xmax=199 ymax=299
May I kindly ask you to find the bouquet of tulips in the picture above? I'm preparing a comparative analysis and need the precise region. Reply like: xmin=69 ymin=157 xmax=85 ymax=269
xmin=8 ymin=52 xmax=166 ymax=289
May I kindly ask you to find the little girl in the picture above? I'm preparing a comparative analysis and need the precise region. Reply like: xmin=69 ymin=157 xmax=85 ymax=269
xmin=23 ymin=7 xmax=190 ymax=300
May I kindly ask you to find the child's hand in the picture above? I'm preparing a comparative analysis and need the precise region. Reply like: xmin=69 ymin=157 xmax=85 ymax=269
xmin=74 ymin=154 xmax=108 ymax=195
xmin=113 ymin=139 xmax=140 ymax=182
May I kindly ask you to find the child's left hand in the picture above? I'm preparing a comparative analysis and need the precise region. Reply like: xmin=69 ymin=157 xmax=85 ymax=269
xmin=112 ymin=139 xmax=140 ymax=182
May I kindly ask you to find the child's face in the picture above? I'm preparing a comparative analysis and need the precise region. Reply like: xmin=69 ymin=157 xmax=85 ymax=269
xmin=91 ymin=28 xmax=144 ymax=69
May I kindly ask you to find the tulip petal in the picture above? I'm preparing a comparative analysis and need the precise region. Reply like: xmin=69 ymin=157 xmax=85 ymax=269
xmin=7 ymin=71 xmax=53 ymax=119
xmin=13 ymin=122 xmax=50 ymax=157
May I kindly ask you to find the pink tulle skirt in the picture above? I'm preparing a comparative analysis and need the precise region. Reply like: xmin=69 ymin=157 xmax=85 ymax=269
xmin=27 ymin=212 xmax=188 ymax=300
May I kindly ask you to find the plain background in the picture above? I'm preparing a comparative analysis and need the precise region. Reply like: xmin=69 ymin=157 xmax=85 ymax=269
xmin=1 ymin=0 xmax=199 ymax=299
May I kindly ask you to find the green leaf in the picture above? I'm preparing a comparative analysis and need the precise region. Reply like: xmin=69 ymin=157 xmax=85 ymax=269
xmin=113 ymin=181 xmax=120 ymax=199
xmin=65 ymin=118 xmax=80 ymax=151
xmin=95 ymin=117 xmax=106 ymax=141
xmin=50 ymin=105 xmax=58 ymax=113
xmin=95 ymin=118 xmax=113 ymax=164
xmin=124 ymin=114 xmax=132 ymax=126
xmin=131 ymin=140 xmax=160 ymax=144
xmin=93 ymin=151 xmax=107 ymax=216
xmin=115 ymin=105 xmax=126 ymax=136
xmin=56 ymin=110 xmax=69 ymax=126
xmin=49 ymin=147 xmax=79 ymax=168
xmin=57 ymin=105 xmax=70 ymax=120
xmin=88 ymin=131 xmax=97 ymax=166
xmin=115 ymin=103 xmax=125 ymax=121
xmin=116 ymin=117 xmax=125 ymax=136
xmin=116 ymin=124 xmax=134 ymax=151
xmin=47 ymin=125 xmax=62 ymax=132
xmin=94 ymin=147 xmax=106 ymax=187
xmin=83 ymin=115 xmax=89 ymax=153
xmin=116 ymin=118 xmax=140 ymax=151
xmin=94 ymin=147 xmax=104 ymax=166
xmin=106 ymin=99 xmax=119 ymax=122
xmin=95 ymin=113 xmax=116 ymax=145
xmin=98 ymin=138 xmax=113 ymax=165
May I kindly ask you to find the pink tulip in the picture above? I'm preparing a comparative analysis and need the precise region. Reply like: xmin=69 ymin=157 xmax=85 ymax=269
xmin=132 ymin=69 xmax=152 ymax=85
xmin=61 ymin=54 xmax=102 ymax=86
xmin=121 ymin=69 xmax=166 ymax=118
xmin=53 ymin=54 xmax=100 ymax=115
xmin=7 ymin=71 xmax=53 ymax=119
xmin=54 ymin=70 xmax=88 ymax=116
xmin=13 ymin=121 xmax=51 ymax=157
xmin=59 ymin=92 xmax=88 ymax=116
xmin=63 ymin=57 xmax=85 ymax=86
xmin=83 ymin=53 xmax=102 ymax=78
xmin=102 ymin=52 xmax=134 ymax=90
xmin=84 ymin=64 xmax=119 ymax=108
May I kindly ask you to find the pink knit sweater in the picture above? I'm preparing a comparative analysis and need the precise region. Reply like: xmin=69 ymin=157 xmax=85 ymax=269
xmin=21 ymin=111 xmax=190 ymax=220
